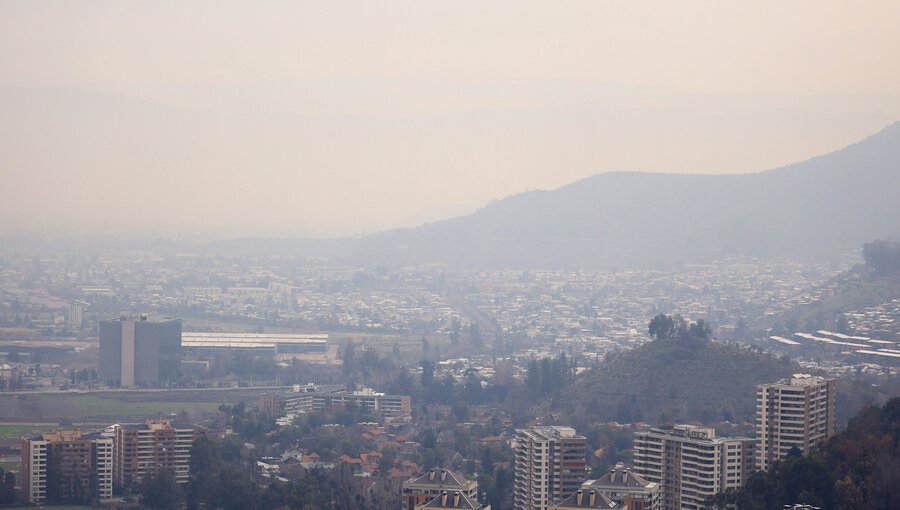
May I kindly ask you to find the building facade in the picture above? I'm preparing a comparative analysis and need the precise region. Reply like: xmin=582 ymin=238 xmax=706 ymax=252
xmin=417 ymin=490 xmax=490 ymax=509
xmin=514 ymin=426 xmax=587 ymax=510
xmin=21 ymin=429 xmax=113 ymax=505
xmin=262 ymin=384 xmax=412 ymax=419
xmin=548 ymin=489 xmax=621 ymax=510
xmin=180 ymin=332 xmax=328 ymax=355
xmin=756 ymin=373 xmax=835 ymax=471
xmin=402 ymin=469 xmax=479 ymax=510
xmin=576 ymin=462 xmax=660 ymax=510
xmin=111 ymin=419 xmax=206 ymax=488
xmin=99 ymin=315 xmax=181 ymax=387
xmin=632 ymin=425 xmax=754 ymax=510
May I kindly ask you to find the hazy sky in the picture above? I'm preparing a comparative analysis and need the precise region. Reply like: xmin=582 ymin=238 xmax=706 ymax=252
xmin=1 ymin=1 xmax=898 ymax=238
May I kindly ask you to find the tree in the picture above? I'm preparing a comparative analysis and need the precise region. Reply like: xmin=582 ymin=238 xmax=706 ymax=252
xmin=689 ymin=319 xmax=712 ymax=341
xmin=188 ymin=436 xmax=222 ymax=509
xmin=469 ymin=323 xmax=482 ymax=346
xmin=862 ymin=239 xmax=900 ymax=275
xmin=421 ymin=360 xmax=435 ymax=388
xmin=421 ymin=429 xmax=437 ymax=449
xmin=648 ymin=313 xmax=676 ymax=340
xmin=140 ymin=469 xmax=184 ymax=510
xmin=0 ymin=468 xmax=16 ymax=504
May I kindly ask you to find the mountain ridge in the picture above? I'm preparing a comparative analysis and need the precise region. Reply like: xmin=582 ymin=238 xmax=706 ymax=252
xmin=353 ymin=122 xmax=900 ymax=268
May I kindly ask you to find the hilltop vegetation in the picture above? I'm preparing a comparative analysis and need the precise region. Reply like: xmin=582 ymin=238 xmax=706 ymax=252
xmin=558 ymin=315 xmax=794 ymax=424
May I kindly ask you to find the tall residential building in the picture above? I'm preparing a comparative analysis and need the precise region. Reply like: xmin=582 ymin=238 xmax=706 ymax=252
xmin=99 ymin=315 xmax=181 ymax=387
xmin=756 ymin=373 xmax=835 ymax=471
xmin=111 ymin=419 xmax=206 ymax=488
xmin=632 ymin=425 xmax=754 ymax=510
xmin=21 ymin=429 xmax=113 ymax=505
xmin=68 ymin=300 xmax=88 ymax=330
xmin=402 ymin=468 xmax=479 ymax=510
xmin=514 ymin=426 xmax=587 ymax=510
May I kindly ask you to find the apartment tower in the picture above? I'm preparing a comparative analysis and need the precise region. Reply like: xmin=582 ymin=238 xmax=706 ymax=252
xmin=632 ymin=425 xmax=754 ymax=510
xmin=514 ymin=426 xmax=587 ymax=510
xmin=111 ymin=419 xmax=206 ymax=488
xmin=21 ymin=429 xmax=113 ymax=505
xmin=756 ymin=373 xmax=835 ymax=471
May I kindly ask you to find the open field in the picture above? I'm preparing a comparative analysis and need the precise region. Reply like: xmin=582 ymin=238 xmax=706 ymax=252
xmin=0 ymin=387 xmax=276 ymax=424
xmin=0 ymin=327 xmax=43 ymax=339
xmin=0 ymin=424 xmax=51 ymax=441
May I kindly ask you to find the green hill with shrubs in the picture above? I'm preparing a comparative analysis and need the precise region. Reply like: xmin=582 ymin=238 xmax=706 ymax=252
xmin=558 ymin=314 xmax=795 ymax=424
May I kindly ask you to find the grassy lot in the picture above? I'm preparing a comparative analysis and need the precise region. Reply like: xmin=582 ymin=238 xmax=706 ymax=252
xmin=0 ymin=460 xmax=19 ymax=473
xmin=0 ymin=424 xmax=50 ymax=441
xmin=0 ymin=388 xmax=271 ymax=424
xmin=5 ymin=506 xmax=95 ymax=510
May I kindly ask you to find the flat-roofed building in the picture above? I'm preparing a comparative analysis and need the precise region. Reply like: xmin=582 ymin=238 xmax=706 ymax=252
xmin=111 ymin=419 xmax=206 ymax=488
xmin=21 ymin=429 xmax=113 ymax=505
xmin=756 ymin=374 xmax=835 ymax=471
xmin=99 ymin=315 xmax=181 ymax=387
xmin=181 ymin=332 xmax=328 ymax=354
xmin=633 ymin=425 xmax=754 ymax=510
xmin=514 ymin=426 xmax=587 ymax=510
xmin=261 ymin=384 xmax=411 ymax=419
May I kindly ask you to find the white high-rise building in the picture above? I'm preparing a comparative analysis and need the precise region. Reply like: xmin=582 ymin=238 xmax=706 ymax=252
xmin=21 ymin=429 xmax=112 ymax=504
xmin=756 ymin=373 xmax=835 ymax=471
xmin=633 ymin=425 xmax=754 ymax=510
xmin=514 ymin=426 xmax=587 ymax=510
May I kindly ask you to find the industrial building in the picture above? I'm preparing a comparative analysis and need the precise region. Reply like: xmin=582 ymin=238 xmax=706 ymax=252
xmin=181 ymin=332 xmax=328 ymax=354
xmin=756 ymin=373 xmax=835 ymax=471
xmin=632 ymin=425 xmax=755 ymax=510
xmin=99 ymin=315 xmax=181 ymax=387
xmin=21 ymin=429 xmax=113 ymax=505
xmin=514 ymin=426 xmax=587 ymax=510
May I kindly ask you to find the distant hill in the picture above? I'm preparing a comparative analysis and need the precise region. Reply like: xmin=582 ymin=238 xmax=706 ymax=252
xmin=356 ymin=122 xmax=900 ymax=268
xmin=556 ymin=338 xmax=795 ymax=424
xmin=754 ymin=263 xmax=900 ymax=334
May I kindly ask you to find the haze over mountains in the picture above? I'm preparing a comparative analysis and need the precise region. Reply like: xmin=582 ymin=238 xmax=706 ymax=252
xmin=2 ymin=87 xmax=898 ymax=268
xmin=357 ymin=122 xmax=900 ymax=268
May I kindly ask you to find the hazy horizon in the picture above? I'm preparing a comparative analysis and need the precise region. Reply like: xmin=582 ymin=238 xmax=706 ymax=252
xmin=2 ymin=1 xmax=899 ymax=239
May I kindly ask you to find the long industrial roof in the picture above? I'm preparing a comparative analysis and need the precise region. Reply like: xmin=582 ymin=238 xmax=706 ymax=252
xmin=181 ymin=332 xmax=328 ymax=348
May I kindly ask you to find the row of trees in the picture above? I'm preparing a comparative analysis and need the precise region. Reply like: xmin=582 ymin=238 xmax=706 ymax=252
xmin=648 ymin=313 xmax=712 ymax=342
xmin=524 ymin=354 xmax=576 ymax=397
xmin=138 ymin=435 xmax=376 ymax=510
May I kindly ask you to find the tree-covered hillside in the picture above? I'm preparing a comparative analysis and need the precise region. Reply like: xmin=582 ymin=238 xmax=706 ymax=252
xmin=558 ymin=315 xmax=795 ymax=424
